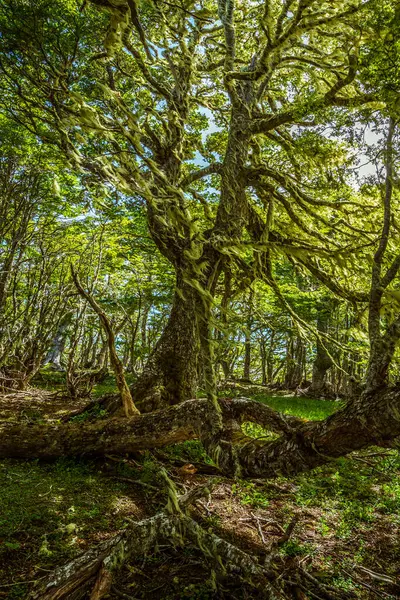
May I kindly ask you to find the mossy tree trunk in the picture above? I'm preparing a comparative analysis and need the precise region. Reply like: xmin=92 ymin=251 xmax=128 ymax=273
xmin=131 ymin=275 xmax=200 ymax=411
xmin=2 ymin=390 xmax=400 ymax=480
xmin=133 ymin=100 xmax=252 ymax=410
xmin=365 ymin=117 xmax=399 ymax=395
xmin=71 ymin=267 xmax=139 ymax=417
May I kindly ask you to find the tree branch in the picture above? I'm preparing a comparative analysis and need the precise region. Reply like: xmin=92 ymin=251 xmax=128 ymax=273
xmin=180 ymin=163 xmax=222 ymax=189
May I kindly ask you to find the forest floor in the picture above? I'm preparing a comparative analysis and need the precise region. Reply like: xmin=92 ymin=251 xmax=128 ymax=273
xmin=0 ymin=379 xmax=399 ymax=599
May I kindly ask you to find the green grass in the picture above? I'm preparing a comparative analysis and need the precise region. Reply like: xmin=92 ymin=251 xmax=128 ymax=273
xmin=33 ymin=370 xmax=135 ymax=398
xmin=253 ymin=393 xmax=339 ymax=420
xmin=228 ymin=445 xmax=400 ymax=595
xmin=164 ymin=439 xmax=215 ymax=465
xmin=241 ymin=394 xmax=338 ymax=441
xmin=92 ymin=374 xmax=135 ymax=397
xmin=69 ymin=403 xmax=108 ymax=422
xmin=235 ymin=392 xmax=400 ymax=594
xmin=232 ymin=480 xmax=270 ymax=508
xmin=34 ymin=370 xmax=338 ymax=423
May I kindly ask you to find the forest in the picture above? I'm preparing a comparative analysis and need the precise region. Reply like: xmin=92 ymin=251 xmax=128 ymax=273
xmin=0 ymin=0 xmax=399 ymax=598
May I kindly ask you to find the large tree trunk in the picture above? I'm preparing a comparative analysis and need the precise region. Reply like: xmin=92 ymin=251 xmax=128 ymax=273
xmin=131 ymin=276 xmax=199 ymax=412
xmin=2 ymin=390 xmax=400 ymax=479
xmin=132 ymin=100 xmax=251 ymax=412
xmin=310 ymin=351 xmax=333 ymax=396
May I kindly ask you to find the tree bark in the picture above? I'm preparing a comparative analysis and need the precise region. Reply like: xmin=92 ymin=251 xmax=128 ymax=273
xmin=365 ymin=117 xmax=398 ymax=394
xmin=284 ymin=334 xmax=304 ymax=389
xmin=260 ymin=337 xmax=267 ymax=385
xmin=2 ymin=390 xmax=400 ymax=479
xmin=31 ymin=482 xmax=281 ymax=600
xmin=71 ymin=268 xmax=139 ymax=417
xmin=44 ymin=314 xmax=72 ymax=371
xmin=310 ymin=301 xmax=334 ymax=397
xmin=243 ymin=292 xmax=252 ymax=382
xmin=131 ymin=276 xmax=199 ymax=412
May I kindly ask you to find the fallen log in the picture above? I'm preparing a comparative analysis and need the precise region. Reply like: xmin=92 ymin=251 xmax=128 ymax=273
xmin=1 ymin=390 xmax=400 ymax=479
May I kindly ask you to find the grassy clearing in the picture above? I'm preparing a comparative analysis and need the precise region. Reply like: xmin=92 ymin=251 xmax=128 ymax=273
xmin=34 ymin=370 xmax=338 ymax=420
xmin=232 ymin=395 xmax=400 ymax=598
xmin=254 ymin=393 xmax=339 ymax=420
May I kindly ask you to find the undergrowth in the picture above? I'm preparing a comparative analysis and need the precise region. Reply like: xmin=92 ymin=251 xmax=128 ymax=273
xmin=2 ymin=379 xmax=399 ymax=598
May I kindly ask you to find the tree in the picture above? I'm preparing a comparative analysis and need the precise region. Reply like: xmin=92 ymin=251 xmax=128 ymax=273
xmin=0 ymin=117 xmax=78 ymax=388
xmin=71 ymin=265 xmax=140 ymax=416
xmin=0 ymin=0 xmax=385 ymax=410
xmin=1 ymin=2 xmax=400 ymax=596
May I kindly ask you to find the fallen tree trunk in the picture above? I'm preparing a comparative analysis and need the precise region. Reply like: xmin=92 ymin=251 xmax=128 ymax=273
xmin=2 ymin=390 xmax=400 ymax=478
xmin=0 ymin=397 xmax=301 ymax=461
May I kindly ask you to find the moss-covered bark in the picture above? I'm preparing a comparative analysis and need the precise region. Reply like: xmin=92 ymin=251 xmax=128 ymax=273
xmin=2 ymin=390 xmax=400 ymax=480
xmin=32 ymin=482 xmax=282 ymax=600
xmin=131 ymin=277 xmax=199 ymax=412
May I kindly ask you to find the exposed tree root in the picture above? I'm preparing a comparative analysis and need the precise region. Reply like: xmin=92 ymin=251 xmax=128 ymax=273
xmin=4 ymin=389 xmax=391 ymax=598
xmin=28 ymin=474 xmax=359 ymax=600
xmin=30 ymin=479 xmax=283 ymax=600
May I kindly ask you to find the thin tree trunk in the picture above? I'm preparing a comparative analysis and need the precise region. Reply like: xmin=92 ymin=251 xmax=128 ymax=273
xmin=310 ymin=300 xmax=334 ymax=397
xmin=260 ymin=337 xmax=267 ymax=385
xmin=284 ymin=334 xmax=304 ymax=389
xmin=44 ymin=317 xmax=70 ymax=371
xmin=243 ymin=291 xmax=253 ymax=382
xmin=71 ymin=267 xmax=139 ymax=417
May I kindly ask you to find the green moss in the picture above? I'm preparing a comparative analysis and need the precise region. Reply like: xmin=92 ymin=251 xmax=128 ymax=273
xmin=232 ymin=481 xmax=269 ymax=508
xmin=69 ymin=403 xmax=108 ymax=422
xmin=165 ymin=440 xmax=215 ymax=465
xmin=280 ymin=539 xmax=313 ymax=557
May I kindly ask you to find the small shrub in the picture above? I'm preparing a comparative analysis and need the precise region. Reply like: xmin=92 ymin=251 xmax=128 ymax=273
xmin=232 ymin=481 xmax=269 ymax=508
